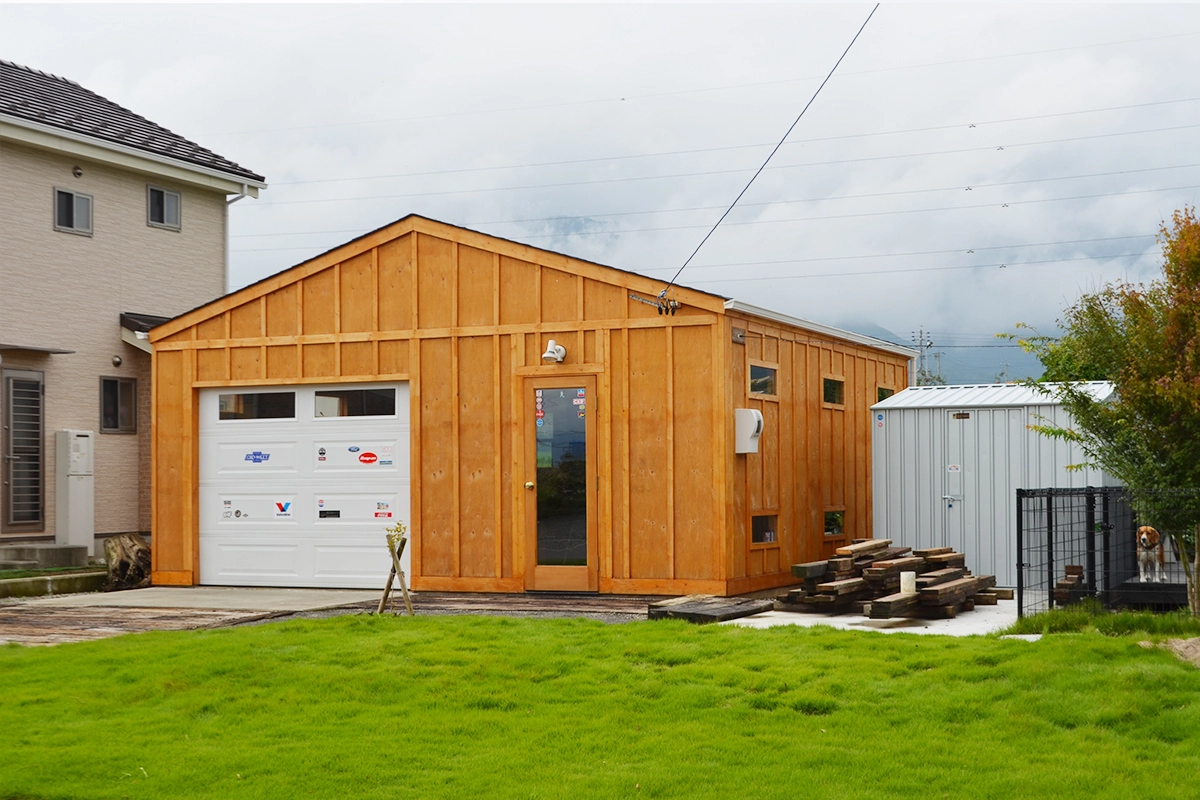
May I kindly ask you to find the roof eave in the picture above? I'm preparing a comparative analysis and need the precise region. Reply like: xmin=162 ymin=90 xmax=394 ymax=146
xmin=723 ymin=299 xmax=919 ymax=359
xmin=0 ymin=115 xmax=267 ymax=194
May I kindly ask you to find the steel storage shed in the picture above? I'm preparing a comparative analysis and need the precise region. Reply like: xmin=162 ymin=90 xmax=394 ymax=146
xmin=870 ymin=382 xmax=1116 ymax=588
xmin=149 ymin=216 xmax=916 ymax=596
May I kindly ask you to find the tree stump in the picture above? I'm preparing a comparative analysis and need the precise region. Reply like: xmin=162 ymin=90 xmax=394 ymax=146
xmin=104 ymin=533 xmax=152 ymax=591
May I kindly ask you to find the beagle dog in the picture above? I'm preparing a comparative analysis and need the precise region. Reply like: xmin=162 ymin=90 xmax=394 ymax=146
xmin=1137 ymin=525 xmax=1166 ymax=583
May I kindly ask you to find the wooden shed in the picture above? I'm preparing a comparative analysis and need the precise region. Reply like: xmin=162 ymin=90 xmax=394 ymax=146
xmin=149 ymin=216 xmax=915 ymax=596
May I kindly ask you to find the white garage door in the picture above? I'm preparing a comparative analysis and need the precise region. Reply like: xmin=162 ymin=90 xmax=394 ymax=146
xmin=198 ymin=382 xmax=410 ymax=588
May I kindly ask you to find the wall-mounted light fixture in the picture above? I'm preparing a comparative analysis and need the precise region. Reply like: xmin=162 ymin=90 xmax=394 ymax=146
xmin=541 ymin=339 xmax=566 ymax=363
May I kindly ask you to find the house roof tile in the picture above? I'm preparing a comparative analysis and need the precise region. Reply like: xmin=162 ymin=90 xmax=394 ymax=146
xmin=0 ymin=59 xmax=264 ymax=183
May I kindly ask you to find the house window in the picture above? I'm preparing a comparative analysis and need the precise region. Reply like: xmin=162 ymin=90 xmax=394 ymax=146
xmin=877 ymin=387 xmax=895 ymax=403
xmin=54 ymin=188 xmax=92 ymax=235
xmin=147 ymin=186 xmax=181 ymax=230
xmin=823 ymin=378 xmax=845 ymax=406
xmin=824 ymin=510 xmax=845 ymax=537
xmin=100 ymin=377 xmax=137 ymax=433
xmin=314 ymin=389 xmax=396 ymax=417
xmin=751 ymin=514 xmax=778 ymax=544
xmin=749 ymin=364 xmax=777 ymax=396
xmin=219 ymin=392 xmax=296 ymax=421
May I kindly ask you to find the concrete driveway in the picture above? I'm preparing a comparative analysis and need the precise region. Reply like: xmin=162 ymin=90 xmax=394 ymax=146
xmin=0 ymin=587 xmax=380 ymax=646
xmin=24 ymin=586 xmax=380 ymax=612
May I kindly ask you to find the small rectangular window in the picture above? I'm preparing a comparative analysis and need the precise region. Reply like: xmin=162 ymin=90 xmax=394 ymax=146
xmin=877 ymin=387 xmax=895 ymax=403
xmin=54 ymin=188 xmax=93 ymax=235
xmin=751 ymin=515 xmax=778 ymax=544
xmin=219 ymin=392 xmax=296 ymax=420
xmin=749 ymin=365 xmax=776 ymax=396
xmin=100 ymin=377 xmax=137 ymax=433
xmin=315 ymin=388 xmax=396 ymax=417
xmin=823 ymin=378 xmax=845 ymax=405
xmin=147 ymin=186 xmax=181 ymax=230
xmin=824 ymin=510 xmax=845 ymax=537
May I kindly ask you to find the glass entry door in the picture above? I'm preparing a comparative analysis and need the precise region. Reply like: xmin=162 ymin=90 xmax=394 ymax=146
xmin=524 ymin=377 xmax=597 ymax=592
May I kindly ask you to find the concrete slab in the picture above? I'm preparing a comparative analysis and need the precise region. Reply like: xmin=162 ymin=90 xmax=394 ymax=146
xmin=20 ymin=586 xmax=380 ymax=613
xmin=722 ymin=600 xmax=1019 ymax=637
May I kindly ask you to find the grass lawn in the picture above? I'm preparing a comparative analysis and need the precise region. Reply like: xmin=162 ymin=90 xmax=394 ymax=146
xmin=2 ymin=615 xmax=1199 ymax=799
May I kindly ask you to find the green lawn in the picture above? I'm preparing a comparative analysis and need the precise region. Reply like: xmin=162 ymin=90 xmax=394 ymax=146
xmin=1 ymin=615 xmax=1198 ymax=799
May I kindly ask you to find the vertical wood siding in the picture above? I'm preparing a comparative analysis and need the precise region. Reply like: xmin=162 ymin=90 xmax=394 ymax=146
xmin=723 ymin=315 xmax=910 ymax=594
xmin=150 ymin=217 xmax=907 ymax=595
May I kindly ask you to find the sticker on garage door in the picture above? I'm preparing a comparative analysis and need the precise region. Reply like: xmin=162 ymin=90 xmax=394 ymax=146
xmin=315 ymin=493 xmax=399 ymax=521
xmin=314 ymin=441 xmax=399 ymax=469
xmin=215 ymin=442 xmax=297 ymax=473
xmin=217 ymin=494 xmax=295 ymax=522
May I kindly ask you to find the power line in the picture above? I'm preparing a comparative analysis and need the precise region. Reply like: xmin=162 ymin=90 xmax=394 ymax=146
xmin=231 ymin=179 xmax=1195 ymax=252
xmin=241 ymin=122 xmax=1200 ymax=208
xmin=682 ymin=250 xmax=1158 ymax=284
xmin=233 ymin=163 xmax=1197 ymax=239
xmin=200 ymin=29 xmax=1200 ymax=138
xmin=515 ymin=184 xmax=1200 ymax=240
xmin=267 ymin=97 xmax=1200 ymax=187
xmin=664 ymin=3 xmax=879 ymax=295
xmin=669 ymin=234 xmax=1156 ymax=271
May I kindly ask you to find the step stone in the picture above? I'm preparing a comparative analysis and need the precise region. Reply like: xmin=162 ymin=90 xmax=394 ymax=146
xmin=0 ymin=544 xmax=89 ymax=568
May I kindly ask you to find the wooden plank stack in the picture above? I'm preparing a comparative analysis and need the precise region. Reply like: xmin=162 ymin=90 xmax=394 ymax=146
xmin=1053 ymin=564 xmax=1088 ymax=605
xmin=780 ymin=541 xmax=1010 ymax=619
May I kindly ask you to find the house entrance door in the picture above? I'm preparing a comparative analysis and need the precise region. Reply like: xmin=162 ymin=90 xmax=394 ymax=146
xmin=2 ymin=369 xmax=45 ymax=533
xmin=523 ymin=377 xmax=597 ymax=592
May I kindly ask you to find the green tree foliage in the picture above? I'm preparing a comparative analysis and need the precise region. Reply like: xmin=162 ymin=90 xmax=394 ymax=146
xmin=1014 ymin=208 xmax=1200 ymax=613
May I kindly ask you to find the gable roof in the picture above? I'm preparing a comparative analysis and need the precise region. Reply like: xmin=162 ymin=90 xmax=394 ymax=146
xmin=150 ymin=214 xmax=917 ymax=364
xmin=0 ymin=58 xmax=264 ymax=183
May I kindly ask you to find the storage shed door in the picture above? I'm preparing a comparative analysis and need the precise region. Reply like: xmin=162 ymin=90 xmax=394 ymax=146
xmin=198 ymin=383 xmax=410 ymax=588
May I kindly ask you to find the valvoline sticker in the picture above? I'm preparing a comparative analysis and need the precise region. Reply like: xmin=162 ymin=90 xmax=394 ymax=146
xmin=358 ymin=452 xmax=378 ymax=464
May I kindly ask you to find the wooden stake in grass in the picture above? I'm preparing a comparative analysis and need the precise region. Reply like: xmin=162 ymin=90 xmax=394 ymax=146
xmin=377 ymin=522 xmax=415 ymax=616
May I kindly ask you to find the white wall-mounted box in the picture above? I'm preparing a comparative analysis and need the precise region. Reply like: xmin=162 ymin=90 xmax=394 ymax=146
xmin=734 ymin=408 xmax=764 ymax=454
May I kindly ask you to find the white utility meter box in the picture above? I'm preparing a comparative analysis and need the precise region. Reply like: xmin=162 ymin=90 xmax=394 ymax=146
xmin=55 ymin=429 xmax=95 ymax=556
xmin=734 ymin=408 xmax=764 ymax=454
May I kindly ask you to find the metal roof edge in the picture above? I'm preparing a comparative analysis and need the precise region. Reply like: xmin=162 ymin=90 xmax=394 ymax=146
xmin=870 ymin=381 xmax=1115 ymax=410
xmin=723 ymin=300 xmax=919 ymax=358
xmin=0 ymin=114 xmax=267 ymax=189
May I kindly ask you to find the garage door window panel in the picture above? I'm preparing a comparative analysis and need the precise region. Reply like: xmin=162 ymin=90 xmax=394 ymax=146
xmin=314 ymin=388 xmax=396 ymax=418
xmin=218 ymin=392 xmax=296 ymax=421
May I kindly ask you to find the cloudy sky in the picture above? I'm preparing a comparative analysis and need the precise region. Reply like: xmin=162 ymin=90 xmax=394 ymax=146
xmin=4 ymin=3 xmax=1199 ymax=381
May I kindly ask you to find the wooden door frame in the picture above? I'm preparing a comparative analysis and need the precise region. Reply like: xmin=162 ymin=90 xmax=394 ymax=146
xmin=522 ymin=374 xmax=599 ymax=592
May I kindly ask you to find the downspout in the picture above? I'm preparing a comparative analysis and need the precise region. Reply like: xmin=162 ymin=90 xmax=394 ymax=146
xmin=224 ymin=184 xmax=250 ymax=295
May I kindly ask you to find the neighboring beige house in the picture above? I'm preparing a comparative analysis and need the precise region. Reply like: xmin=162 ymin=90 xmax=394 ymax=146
xmin=0 ymin=59 xmax=266 ymax=551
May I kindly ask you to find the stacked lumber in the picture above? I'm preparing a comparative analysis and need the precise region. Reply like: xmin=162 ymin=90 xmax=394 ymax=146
xmin=868 ymin=574 xmax=996 ymax=620
xmin=779 ymin=540 xmax=1011 ymax=620
xmin=784 ymin=541 xmax=920 ymax=612
xmin=1053 ymin=564 xmax=1088 ymax=605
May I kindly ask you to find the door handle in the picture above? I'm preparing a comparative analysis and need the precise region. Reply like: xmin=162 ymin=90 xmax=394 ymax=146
xmin=525 ymin=481 xmax=535 ymax=490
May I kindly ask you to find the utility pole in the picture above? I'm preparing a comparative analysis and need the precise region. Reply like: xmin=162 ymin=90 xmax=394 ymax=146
xmin=911 ymin=327 xmax=936 ymax=385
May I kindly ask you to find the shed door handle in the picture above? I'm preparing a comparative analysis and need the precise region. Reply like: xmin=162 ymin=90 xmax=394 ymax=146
xmin=525 ymin=481 xmax=535 ymax=490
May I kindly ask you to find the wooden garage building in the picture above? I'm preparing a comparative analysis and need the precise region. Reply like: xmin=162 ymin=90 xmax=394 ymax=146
xmin=149 ymin=216 xmax=914 ymax=596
